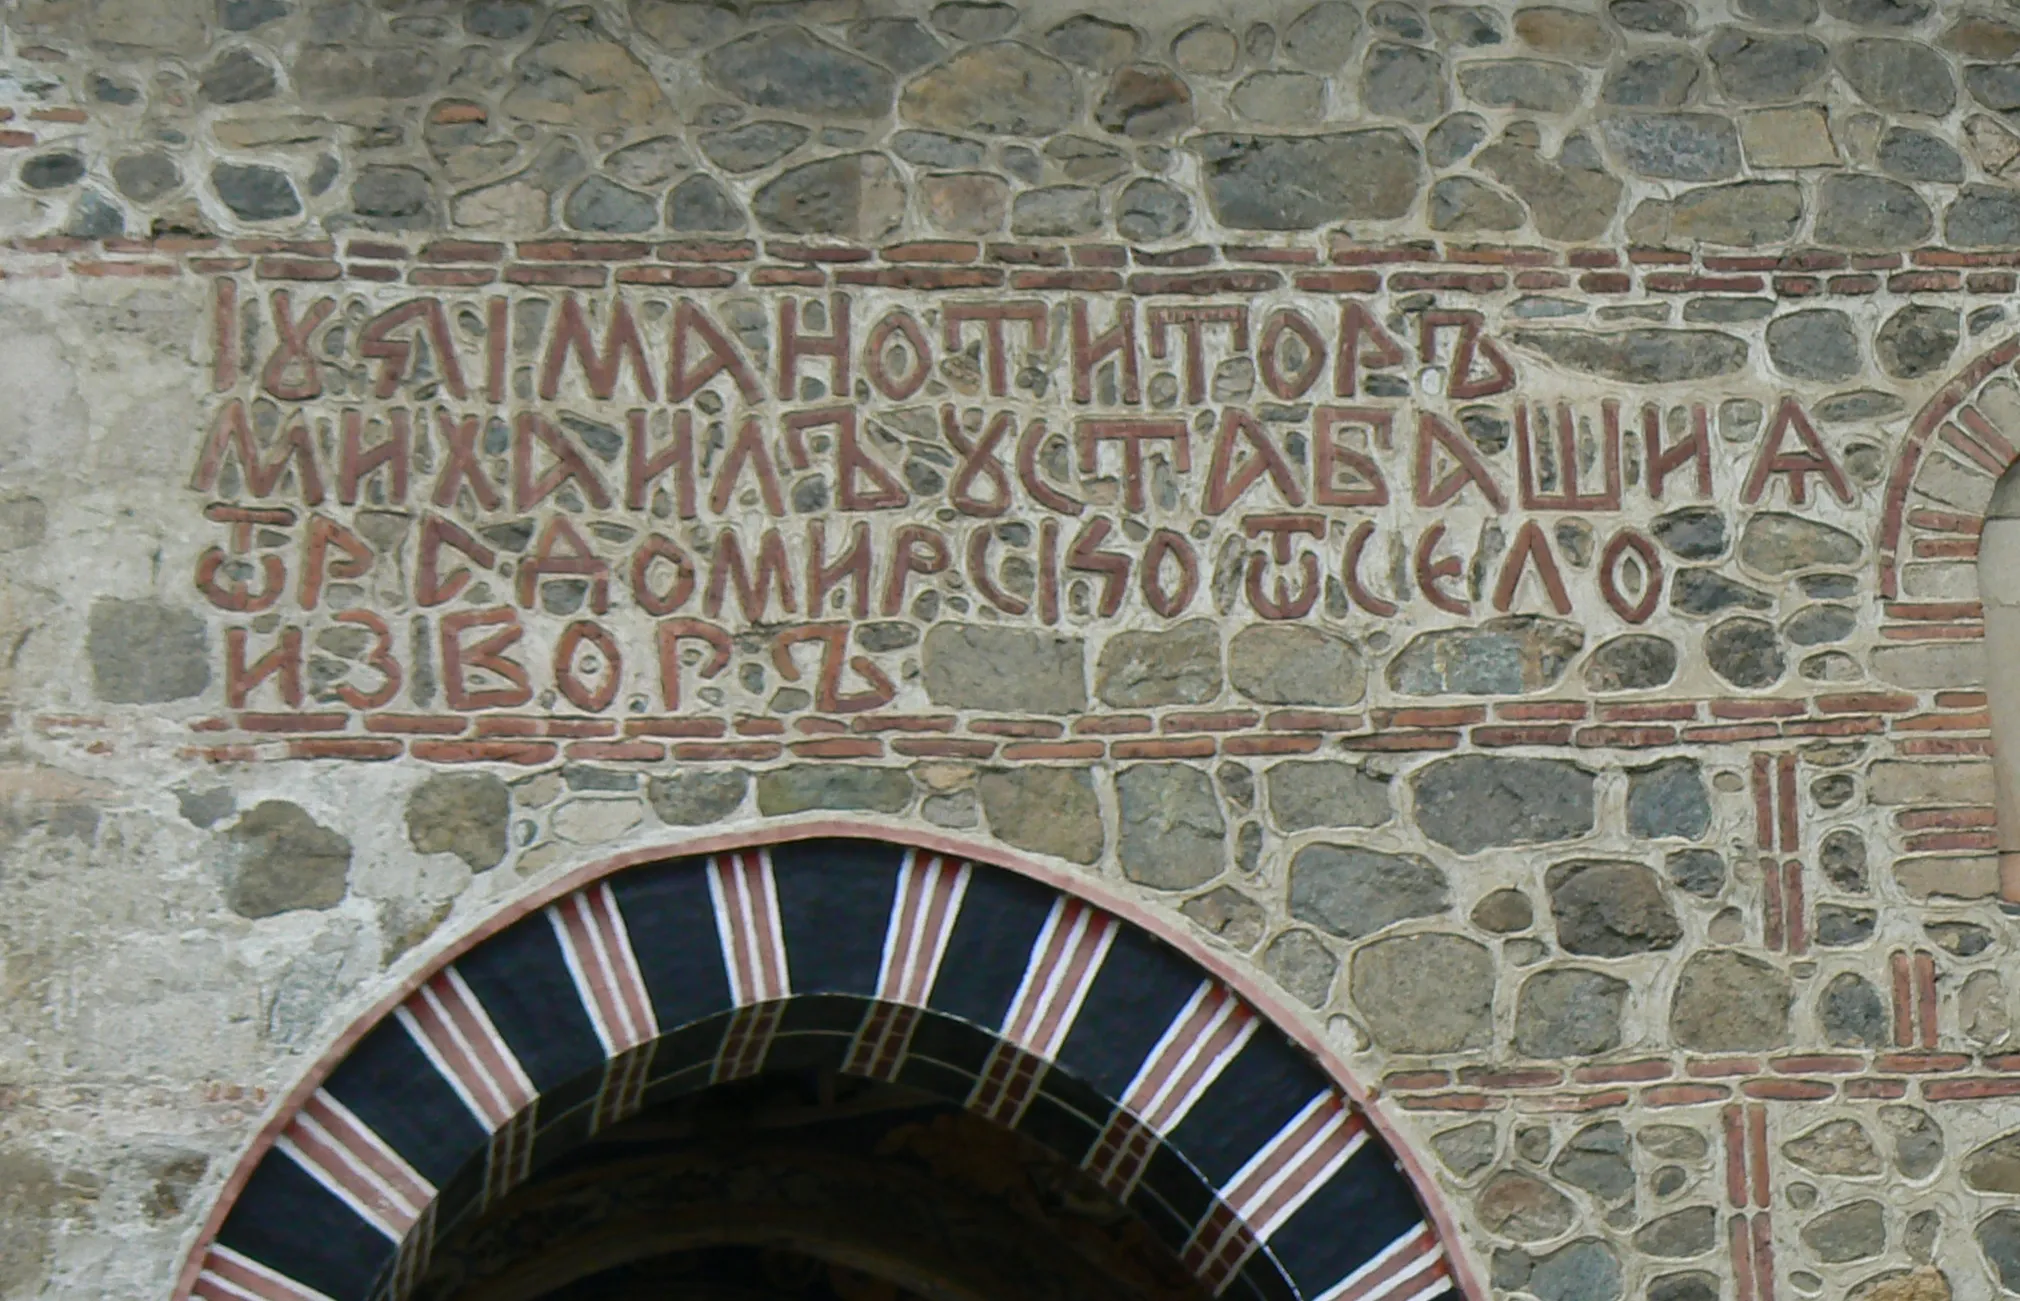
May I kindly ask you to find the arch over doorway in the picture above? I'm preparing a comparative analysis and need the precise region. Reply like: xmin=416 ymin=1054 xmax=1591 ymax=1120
xmin=174 ymin=827 xmax=1472 ymax=1301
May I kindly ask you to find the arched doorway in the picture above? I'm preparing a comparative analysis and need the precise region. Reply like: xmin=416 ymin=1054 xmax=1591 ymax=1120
xmin=175 ymin=834 xmax=1466 ymax=1301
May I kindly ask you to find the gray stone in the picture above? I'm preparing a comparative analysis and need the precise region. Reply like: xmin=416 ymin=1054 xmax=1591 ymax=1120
xmin=1705 ymin=617 xmax=1785 ymax=689
xmin=1667 ymin=179 xmax=1804 ymax=246
xmin=1354 ymin=932 xmax=1495 ymax=1053
xmin=1181 ymin=885 xmax=1266 ymax=949
xmin=201 ymin=48 xmax=278 ymax=103
xmin=1627 ymin=759 xmax=1711 ymax=840
xmin=700 ymin=121 xmax=810 ymax=173
xmin=1740 ymin=513 xmax=1863 ymax=575
xmin=924 ymin=625 xmax=1085 ymax=714
xmin=1010 ymin=185 xmax=1101 ymax=237
xmin=1814 ymin=174 xmax=1932 ymax=249
xmin=1476 ymin=130 xmax=1622 ymax=240
xmin=1878 ymin=306 xmax=1960 ymax=381
xmin=1946 ymin=184 xmax=2020 ymax=248
xmin=351 ymin=165 xmax=433 ymax=230
xmin=1426 ymin=113 xmax=1489 ymax=166
xmin=1548 ymin=860 xmax=1683 ymax=956
xmin=1433 ymin=1121 xmax=1498 ymax=1176
xmin=1837 ymin=40 xmax=1955 ymax=117
xmin=1363 ymin=43 xmax=1448 ymax=122
xmin=61 ymin=188 xmax=119 ymax=239
xmin=405 ymin=774 xmax=508 ymax=871
xmin=1517 ymin=6 xmax=1613 ymax=61
xmin=1880 ymin=1107 xmax=1943 ymax=1180
xmin=1044 ymin=15 xmax=1139 ymax=69
xmin=465 ymin=0 xmax=532 ymax=39
xmin=1414 ymin=756 xmax=1596 ymax=854
xmin=1477 ymin=1169 xmax=1576 ymax=1242
xmin=1368 ymin=1 xmax=1428 ymax=40
xmin=1584 ymin=635 xmax=1678 ymax=692
xmin=225 ymin=801 xmax=351 ymax=919
xmin=1637 ymin=1206 xmax=1718 ymax=1258
xmin=1116 ymin=764 xmax=1225 ymax=890
xmin=1228 ymin=624 xmax=1365 ymax=705
xmin=1284 ymin=1 xmax=1363 ymax=68
xmin=1969 ymin=64 xmax=2020 ymax=114
xmin=1604 ymin=113 xmax=1738 ymax=181
xmin=1766 ymin=310 xmax=1861 ymax=381
xmin=976 ymin=767 xmax=1102 ymax=865
xmin=1823 ymin=0 xmax=1929 ymax=24
xmin=1554 ymin=1122 xmax=1634 ymax=1202
xmin=921 ymin=172 xmax=1008 ymax=234
xmin=1641 ymin=1126 xmax=1711 ymax=1162
xmin=1096 ymin=66 xmax=1194 ymax=139
xmin=756 ymin=765 xmax=911 ymax=817
xmin=1516 ymin=967 xmax=1629 ymax=1056
xmin=1706 ymin=28 xmax=1829 ymax=102
xmin=1786 ymin=1120 xmax=1883 ymax=1176
xmin=1786 ymin=605 xmax=1855 ymax=646
xmin=1528 ymin=1240 xmax=1622 ymax=1301
xmin=901 ymin=42 xmax=1079 ymax=136
xmin=1946 ymin=15 xmax=2020 ymax=58
xmin=1433 ymin=6 xmax=1506 ymax=46
xmin=1671 ymin=950 xmax=1793 ymax=1051
xmin=1193 ymin=130 xmax=1422 ymax=229
xmin=1043 ymin=135 xmax=1129 ymax=185
xmin=1602 ymin=49 xmax=1702 ymax=107
xmin=753 ymin=153 xmax=905 ymax=239
xmin=502 ymin=12 xmax=672 ymax=132
xmin=112 ymin=152 xmax=181 ymax=204
xmin=1459 ymin=59 xmax=1587 ymax=112
xmin=892 ymin=130 xmax=985 ymax=169
xmin=1980 ymin=1212 xmax=2020 ymax=1291
xmin=646 ymin=770 xmax=747 ymax=825
xmin=1096 ymin=621 xmax=1220 ymax=707
xmin=1116 ymin=178 xmax=1192 ymax=241
xmin=1389 ymin=616 xmax=1584 ymax=696
xmin=1611 ymin=0 xmax=1692 ymax=35
xmin=847 ymin=18 xmax=944 ymax=73
xmin=1965 ymin=1131 xmax=2020 ymax=1193
xmin=1270 ymin=760 xmax=1392 ymax=830
xmin=1665 ymin=849 xmax=1724 ymax=898
xmin=1821 ymin=829 xmax=1869 ymax=891
xmin=1288 ymin=843 xmax=1445 ymax=937
xmin=1880 ymin=127 xmax=1965 ymax=184
xmin=1926 ymin=921 xmax=1992 ymax=957
xmin=667 ymin=175 xmax=744 ymax=231
xmin=563 ymin=176 xmax=655 ymax=233
xmin=1511 ymin=330 xmax=1748 ymax=384
xmin=212 ymin=162 xmax=300 ymax=221
xmin=1653 ymin=508 xmax=1726 ymax=560
xmin=1430 ymin=176 xmax=1525 ymax=231
xmin=1473 ymin=888 xmax=1534 ymax=933
xmin=1802 ymin=1201 xmax=1885 ymax=1263
xmin=88 ymin=599 xmax=209 ymax=703
xmin=930 ymin=2 xmax=1017 ymax=40
xmin=1171 ymin=21 xmax=1239 ymax=74
xmin=703 ymin=27 xmax=895 ymax=118
xmin=1264 ymin=929 xmax=1337 ymax=1008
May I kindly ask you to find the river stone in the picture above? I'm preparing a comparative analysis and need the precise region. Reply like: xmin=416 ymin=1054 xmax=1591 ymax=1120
xmin=1434 ymin=1122 xmax=1498 ymax=1176
xmin=1528 ymin=1240 xmax=1623 ymax=1301
xmin=1672 ymin=569 xmax=1771 ymax=616
xmin=753 ymin=153 xmax=905 ymax=239
xmin=892 ymin=130 xmax=984 ymax=169
xmin=212 ymin=162 xmax=301 ymax=220
xmin=1666 ymin=179 xmax=1804 ymax=246
xmin=924 ymin=625 xmax=1086 ymax=713
xmin=1880 ymin=1107 xmax=1943 ymax=1180
xmin=1740 ymin=513 xmax=1863 ymax=575
xmin=1181 ymin=886 xmax=1265 ymax=949
xmin=1477 ymin=1170 xmax=1576 ymax=1242
xmin=1786 ymin=604 xmax=1857 ymax=646
xmin=1787 ymin=1120 xmax=1883 ymax=1177
xmin=1264 ymin=929 xmax=1337 ymax=1008
xmin=350 ymin=165 xmax=433 ymax=229
xmin=1284 ymin=1 xmax=1363 ymax=68
xmin=1511 ymin=329 xmax=1748 ymax=383
xmin=647 ymin=770 xmax=748 ymax=825
xmin=1228 ymin=624 xmax=1365 ymax=705
xmin=1627 ymin=759 xmax=1711 ymax=840
xmin=703 ymin=26 xmax=895 ymax=117
xmin=976 ymin=767 xmax=1102 ymax=864
xmin=1637 ymin=1207 xmax=1718 ymax=1258
xmin=1982 ymin=1213 xmax=2020 ymax=1291
xmin=1288 ymin=844 xmax=1445 ymax=938
xmin=1950 ymin=183 xmax=2020 ymax=249
xmin=1554 ymin=1122 xmax=1634 ymax=1202
xmin=1964 ymin=1131 xmax=2020 ymax=1193
xmin=1672 ymin=950 xmax=1793 ymax=1050
xmin=113 ymin=151 xmax=181 ymax=204
xmin=902 ymin=42 xmax=1078 ymax=135
xmin=1011 ymin=185 xmax=1101 ymax=237
xmin=557 ymin=175 xmax=652 ymax=233
xmin=1706 ymin=617 xmax=1785 ymax=689
xmin=1611 ymin=0 xmax=1691 ymax=34
xmin=847 ymin=18 xmax=943 ymax=72
xmin=1269 ymin=763 xmax=1393 ymax=833
xmin=1354 ymin=933 xmax=1494 ymax=1052
xmin=1825 ymin=0 xmax=1930 ymax=23
xmin=1364 ymin=43 xmax=1448 ymax=122
xmin=503 ymin=11 xmax=672 ymax=133
xmin=1584 ymin=634 xmax=1678 ymax=692
xmin=1877 ymin=306 xmax=1960 ymax=380
xmin=1666 ymin=849 xmax=1725 ymax=898
xmin=1097 ymin=66 xmax=1195 ymax=139
xmin=1171 ymin=21 xmax=1239 ymax=73
xmin=1837 ymin=39 xmax=1955 ymax=117
xmin=1115 ymin=178 xmax=1190 ymax=241
xmin=1459 ymin=59 xmax=1587 ymax=112
xmin=1473 ymin=888 xmax=1534 ymax=933
xmin=1096 ymin=620 xmax=1221 ymax=707
xmin=1821 ymin=972 xmax=1888 ymax=1047
xmin=225 ymin=801 xmax=352 ymax=919
xmin=1427 ymin=113 xmax=1489 ymax=166
xmin=1230 ymin=71 xmax=1327 ymax=125
xmin=1707 ymin=28 xmax=1829 ymax=101
xmin=1604 ymin=113 xmax=1739 ymax=180
xmin=1414 ymin=756 xmax=1597 ymax=854
xmin=88 ymin=599 xmax=209 ymax=702
xmin=1767 ymin=310 xmax=1861 ymax=381
xmin=1517 ymin=6 xmax=1613 ymax=61
xmin=757 ymin=765 xmax=911 ymax=816
xmin=1804 ymin=1201 xmax=1885 ymax=1263
xmin=1516 ymin=967 xmax=1628 ymax=1056
xmin=1652 ymin=507 xmax=1727 ymax=560
xmin=1603 ymin=49 xmax=1703 ymax=107
xmin=667 ymin=174 xmax=744 ymax=231
xmin=1947 ymin=14 xmax=2020 ymax=57
xmin=1192 ymin=130 xmax=1422 ymax=229
xmin=1815 ymin=173 xmax=1933 ymax=248
xmin=700 ymin=121 xmax=810 ymax=173
xmin=405 ymin=774 xmax=509 ymax=870
xmin=1548 ymin=860 xmax=1682 ymax=956
xmin=931 ymin=2 xmax=1017 ymax=40
xmin=1116 ymin=764 xmax=1224 ymax=890
xmin=202 ymin=48 xmax=278 ymax=103
xmin=1043 ymin=14 xmax=1139 ymax=68
xmin=1388 ymin=616 xmax=1583 ymax=696
xmin=1473 ymin=132 xmax=1619 ymax=239
xmin=1433 ymin=5 xmax=1506 ymax=45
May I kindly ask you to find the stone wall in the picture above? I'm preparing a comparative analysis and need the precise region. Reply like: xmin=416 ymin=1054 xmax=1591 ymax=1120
xmin=2 ymin=1 xmax=2020 ymax=1299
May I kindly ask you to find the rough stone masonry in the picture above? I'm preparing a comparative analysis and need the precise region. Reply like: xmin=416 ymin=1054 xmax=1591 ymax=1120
xmin=10 ymin=0 xmax=2020 ymax=1297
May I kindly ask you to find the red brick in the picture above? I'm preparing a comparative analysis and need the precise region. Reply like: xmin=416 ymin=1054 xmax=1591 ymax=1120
xmin=1923 ymin=1077 xmax=2020 ymax=1101
xmin=1162 ymin=709 xmax=1262 ymax=733
xmin=1568 ymin=249 xmax=1619 ymax=268
xmin=0 ymin=130 xmax=30 ymax=149
xmin=237 ymin=712 xmax=349 ymax=733
xmin=346 ymin=263 xmax=401 ymax=282
xmin=1877 ymin=1052 xmax=1973 ymax=1073
xmin=1682 ymin=724 xmax=1781 ymax=743
xmin=345 ymin=239 xmax=406 ymax=260
xmin=1393 ymin=1092 xmax=1505 ymax=1112
xmin=617 ymin=265 xmax=737 ymax=287
xmin=836 ymin=266 xmax=1004 ymax=289
xmin=1112 ymin=737 xmax=1216 ymax=759
xmin=1844 ymin=1078 xmax=1909 ymax=1099
xmin=1576 ymin=725 xmax=1677 ymax=747
xmin=1775 ymin=275 xmax=1820 ymax=296
xmin=768 ymin=241 xmax=874 ymax=263
xmin=1782 ymin=717 xmax=1886 ymax=738
xmin=971 ymin=719 xmax=1064 ymax=738
xmin=1513 ymin=271 xmax=1570 ymax=289
xmin=794 ymin=717 xmax=847 ymax=735
xmin=1816 ymin=691 xmax=1918 ymax=714
xmin=1743 ymin=1078 xmax=1834 ymax=1100
xmin=1628 ymin=247 xmax=1691 ymax=264
xmin=1496 ymin=702 xmax=1590 ymax=721
xmin=892 ymin=738 xmax=997 ymax=759
xmin=257 ymin=257 xmax=343 ymax=281
xmin=1711 ymin=698 xmax=1804 ymax=719
xmin=516 ymin=239 xmax=653 ymax=261
xmin=236 ymin=239 xmax=338 ymax=256
xmin=1516 ymin=1089 xmax=1633 ymax=1113
xmin=735 ymin=716 xmax=786 ymax=736
xmin=475 ymin=715 xmax=614 ymax=738
xmin=792 ymin=738 xmax=886 ymax=758
xmin=1375 ymin=706 xmax=1486 ymax=728
xmin=1890 ymin=271 xmax=1960 ymax=292
xmin=658 ymin=239 xmax=757 ymax=262
xmin=1221 ymin=734 xmax=1323 ymax=756
xmin=1339 ymin=731 xmax=1461 ymax=751
xmin=1012 ymin=270 xmax=1124 ymax=291
xmin=1134 ymin=244 xmax=1215 ymax=267
xmin=72 ymin=259 xmax=176 ymax=278
xmin=1579 ymin=272 xmax=1632 ymax=292
xmin=566 ymin=740 xmax=664 ymax=761
xmin=1897 ymin=806 xmax=1997 ymax=830
xmin=852 ymin=713 xmax=957 ymax=734
xmin=674 ymin=741 xmax=784 ymax=761
xmin=881 ymin=240 xmax=981 ymax=263
xmin=1222 ymin=244 xmax=1319 ymax=264
xmin=366 ymin=712 xmax=468 ymax=735
xmin=624 ymin=717 xmax=729 ymax=738
xmin=1769 ymin=1054 xmax=1863 ymax=1074
xmin=986 ymin=242 xmax=1069 ymax=266
xmin=1472 ymin=725 xmax=1575 ymax=747
xmin=750 ymin=266 xmax=826 ymax=286
xmin=1457 ymin=1067 xmax=1563 ymax=1088
xmin=1936 ymin=691 xmax=1989 ymax=709
xmin=1901 ymin=737 xmax=1996 ymax=758
xmin=1293 ymin=271 xmax=1382 ymax=293
xmin=410 ymin=268 xmax=499 ymax=287
xmin=421 ymin=239 xmax=506 ymax=262
xmin=1263 ymin=710 xmax=1367 ymax=731
xmin=1327 ymin=239 xmax=1436 ymax=265
xmin=29 ymin=106 xmax=86 ymax=123
xmin=1129 ymin=271 xmax=1281 ymax=294
xmin=1686 ymin=1056 xmax=1761 ymax=1078
xmin=290 ymin=738 xmax=402 ymax=761
xmin=1906 ymin=830 xmax=1999 ymax=852
xmin=1388 ymin=271 xmax=1505 ymax=292
xmin=1445 ymin=244 xmax=1554 ymax=266
xmin=1894 ymin=710 xmax=1993 ymax=731
xmin=411 ymin=739 xmax=558 ymax=765
xmin=504 ymin=263 xmax=607 ymax=286
xmin=1074 ymin=715 xmax=1154 ymax=735
xmin=1002 ymin=740 xmax=1104 ymax=760
xmin=1072 ymin=243 xmax=1128 ymax=267
xmin=1826 ymin=274 xmax=1880 ymax=294
xmin=1383 ymin=1071 xmax=1451 ymax=1091
xmin=1598 ymin=702 xmax=1697 ymax=722
xmin=1573 ymin=1060 xmax=1672 ymax=1084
